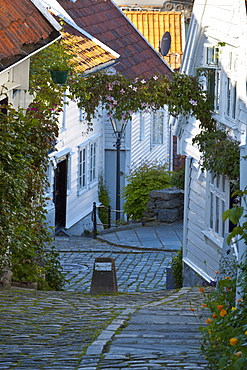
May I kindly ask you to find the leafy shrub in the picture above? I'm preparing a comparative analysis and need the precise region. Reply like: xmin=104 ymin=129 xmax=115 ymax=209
xmin=199 ymin=276 xmax=247 ymax=369
xmin=98 ymin=175 xmax=111 ymax=228
xmin=171 ymin=248 xmax=183 ymax=288
xmin=198 ymin=191 xmax=247 ymax=369
xmin=121 ymin=161 xmax=171 ymax=220
xmin=170 ymin=166 xmax=185 ymax=190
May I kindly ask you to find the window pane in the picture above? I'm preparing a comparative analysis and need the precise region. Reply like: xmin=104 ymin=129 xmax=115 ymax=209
xmin=215 ymin=70 xmax=220 ymax=111
xmin=210 ymin=192 xmax=213 ymax=229
xmin=90 ymin=142 xmax=96 ymax=182
xmin=215 ymin=197 xmax=219 ymax=234
xmin=208 ymin=174 xmax=227 ymax=238
xmin=227 ymin=78 xmax=231 ymax=116
xmin=152 ymin=112 xmax=164 ymax=144
xmin=232 ymin=84 xmax=236 ymax=119
xmin=221 ymin=200 xmax=225 ymax=237
xmin=79 ymin=148 xmax=86 ymax=189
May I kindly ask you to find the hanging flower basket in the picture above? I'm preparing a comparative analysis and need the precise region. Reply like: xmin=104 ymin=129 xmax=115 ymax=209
xmin=50 ymin=70 xmax=68 ymax=84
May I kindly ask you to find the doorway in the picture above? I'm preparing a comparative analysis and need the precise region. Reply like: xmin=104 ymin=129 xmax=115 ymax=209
xmin=54 ymin=156 xmax=67 ymax=230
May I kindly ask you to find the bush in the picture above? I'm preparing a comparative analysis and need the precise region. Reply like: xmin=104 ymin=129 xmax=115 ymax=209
xmin=171 ymin=248 xmax=183 ymax=288
xmin=170 ymin=166 xmax=185 ymax=190
xmin=199 ymin=275 xmax=247 ymax=369
xmin=98 ymin=175 xmax=111 ymax=228
xmin=121 ymin=161 xmax=171 ymax=220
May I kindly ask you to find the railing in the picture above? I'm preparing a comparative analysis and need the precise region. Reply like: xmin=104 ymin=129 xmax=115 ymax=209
xmin=92 ymin=202 xmax=124 ymax=239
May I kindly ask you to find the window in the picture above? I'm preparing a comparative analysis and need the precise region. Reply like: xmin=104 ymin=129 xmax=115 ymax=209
xmin=152 ymin=111 xmax=164 ymax=145
xmin=207 ymin=173 xmax=229 ymax=239
xmin=226 ymin=78 xmax=237 ymax=119
xmin=0 ymin=97 xmax=8 ymax=115
xmin=78 ymin=147 xmax=86 ymax=190
xmin=79 ymin=108 xmax=86 ymax=122
xmin=139 ymin=112 xmax=145 ymax=141
xmin=60 ymin=92 xmax=67 ymax=130
xmin=78 ymin=139 xmax=98 ymax=194
xmin=89 ymin=142 xmax=96 ymax=182
xmin=202 ymin=45 xmax=221 ymax=112
xmin=206 ymin=46 xmax=219 ymax=67
xmin=206 ymin=68 xmax=220 ymax=112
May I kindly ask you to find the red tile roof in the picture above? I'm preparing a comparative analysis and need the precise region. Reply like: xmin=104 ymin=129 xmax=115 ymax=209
xmin=62 ymin=27 xmax=119 ymax=74
xmin=57 ymin=0 xmax=172 ymax=79
xmin=0 ymin=0 xmax=60 ymax=71
xmin=123 ymin=10 xmax=183 ymax=70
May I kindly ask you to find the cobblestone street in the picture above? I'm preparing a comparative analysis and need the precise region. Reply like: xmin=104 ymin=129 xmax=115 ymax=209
xmin=57 ymin=239 xmax=174 ymax=293
xmin=0 ymin=223 xmax=209 ymax=369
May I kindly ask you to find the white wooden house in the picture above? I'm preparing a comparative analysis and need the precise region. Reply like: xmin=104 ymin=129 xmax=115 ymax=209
xmin=0 ymin=0 xmax=61 ymax=111
xmin=54 ymin=0 xmax=173 ymax=223
xmin=174 ymin=0 xmax=247 ymax=285
xmin=40 ymin=0 xmax=121 ymax=234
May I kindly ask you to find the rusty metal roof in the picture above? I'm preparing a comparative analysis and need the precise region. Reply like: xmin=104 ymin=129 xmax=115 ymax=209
xmin=57 ymin=0 xmax=172 ymax=79
xmin=61 ymin=23 xmax=119 ymax=74
xmin=123 ymin=11 xmax=183 ymax=71
xmin=0 ymin=0 xmax=60 ymax=71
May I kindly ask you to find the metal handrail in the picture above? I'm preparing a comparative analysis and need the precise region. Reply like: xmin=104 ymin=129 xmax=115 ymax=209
xmin=92 ymin=202 xmax=124 ymax=238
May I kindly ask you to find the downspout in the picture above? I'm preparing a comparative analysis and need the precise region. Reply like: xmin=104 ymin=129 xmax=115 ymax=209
xmin=182 ymin=156 xmax=193 ymax=267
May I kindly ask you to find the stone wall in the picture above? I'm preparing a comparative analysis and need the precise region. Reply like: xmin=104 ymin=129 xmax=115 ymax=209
xmin=143 ymin=187 xmax=184 ymax=223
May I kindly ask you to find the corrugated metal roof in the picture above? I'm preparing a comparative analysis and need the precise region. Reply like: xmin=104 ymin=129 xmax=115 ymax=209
xmin=123 ymin=11 xmax=183 ymax=70
xmin=57 ymin=0 xmax=172 ymax=79
xmin=0 ymin=0 xmax=60 ymax=71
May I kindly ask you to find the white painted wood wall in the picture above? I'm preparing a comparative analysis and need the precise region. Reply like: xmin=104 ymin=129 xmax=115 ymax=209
xmin=46 ymin=99 xmax=104 ymax=233
xmin=176 ymin=0 xmax=247 ymax=283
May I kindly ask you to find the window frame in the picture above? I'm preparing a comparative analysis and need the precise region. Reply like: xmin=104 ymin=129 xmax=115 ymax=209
xmin=226 ymin=77 xmax=237 ymax=120
xmin=205 ymin=173 xmax=230 ymax=242
xmin=151 ymin=110 xmax=164 ymax=146
xmin=77 ymin=139 xmax=98 ymax=195
xmin=78 ymin=146 xmax=87 ymax=192
xmin=89 ymin=141 xmax=97 ymax=183
xmin=139 ymin=112 xmax=145 ymax=141
xmin=202 ymin=45 xmax=221 ymax=113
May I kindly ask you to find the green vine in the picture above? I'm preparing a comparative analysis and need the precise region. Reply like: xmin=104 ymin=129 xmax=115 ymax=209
xmin=193 ymin=128 xmax=240 ymax=181
xmin=1 ymin=33 xmax=238 ymax=287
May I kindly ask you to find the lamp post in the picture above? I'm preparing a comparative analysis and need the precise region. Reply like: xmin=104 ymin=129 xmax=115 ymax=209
xmin=110 ymin=117 xmax=127 ymax=222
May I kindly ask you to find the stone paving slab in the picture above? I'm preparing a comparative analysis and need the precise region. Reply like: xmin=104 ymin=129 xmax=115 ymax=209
xmin=97 ymin=222 xmax=183 ymax=252
xmin=0 ymin=290 xmax=176 ymax=369
xmin=97 ymin=288 xmax=209 ymax=370
xmin=0 ymin=287 xmax=209 ymax=369
xmin=0 ymin=223 xmax=210 ymax=369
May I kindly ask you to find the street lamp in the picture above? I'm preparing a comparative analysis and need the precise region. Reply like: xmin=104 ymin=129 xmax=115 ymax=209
xmin=110 ymin=117 xmax=127 ymax=222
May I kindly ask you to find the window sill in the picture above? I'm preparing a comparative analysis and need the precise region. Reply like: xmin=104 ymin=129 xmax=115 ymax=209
xmin=211 ymin=114 xmax=237 ymax=130
xmin=89 ymin=180 xmax=98 ymax=189
xmin=202 ymin=229 xmax=223 ymax=248
xmin=77 ymin=187 xmax=87 ymax=197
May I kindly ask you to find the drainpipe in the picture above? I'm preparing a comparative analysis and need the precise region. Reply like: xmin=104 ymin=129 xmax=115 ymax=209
xmin=183 ymin=156 xmax=193 ymax=262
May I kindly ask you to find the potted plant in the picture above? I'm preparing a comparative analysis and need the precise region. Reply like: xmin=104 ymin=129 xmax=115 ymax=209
xmin=47 ymin=39 xmax=73 ymax=84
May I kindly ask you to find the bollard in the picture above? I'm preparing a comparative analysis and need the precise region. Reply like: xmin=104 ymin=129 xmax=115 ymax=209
xmin=92 ymin=202 xmax=97 ymax=238
xmin=108 ymin=205 xmax=111 ymax=229
xmin=166 ymin=267 xmax=176 ymax=290
xmin=90 ymin=257 xmax=118 ymax=294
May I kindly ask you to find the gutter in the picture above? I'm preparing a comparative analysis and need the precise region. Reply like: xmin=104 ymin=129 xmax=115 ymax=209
xmin=0 ymin=35 xmax=62 ymax=76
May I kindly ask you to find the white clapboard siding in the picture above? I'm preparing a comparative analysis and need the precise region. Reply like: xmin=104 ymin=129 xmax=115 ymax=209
xmin=184 ymin=160 xmax=221 ymax=281
xmin=180 ymin=0 xmax=247 ymax=283
xmin=130 ymin=109 xmax=170 ymax=168
xmin=47 ymin=96 xmax=104 ymax=231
